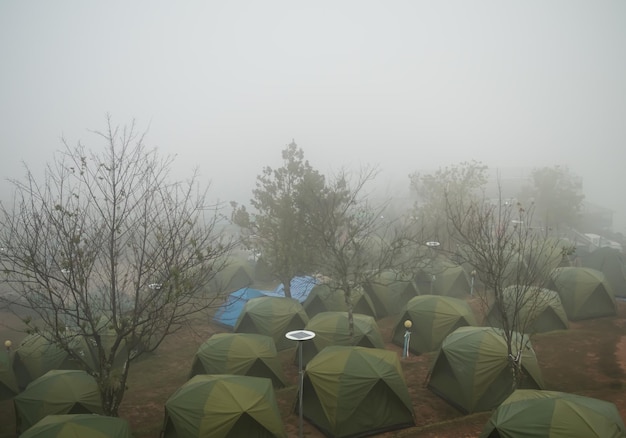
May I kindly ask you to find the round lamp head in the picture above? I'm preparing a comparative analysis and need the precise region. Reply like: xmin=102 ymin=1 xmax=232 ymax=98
xmin=404 ymin=320 xmax=412 ymax=329
xmin=4 ymin=340 xmax=12 ymax=349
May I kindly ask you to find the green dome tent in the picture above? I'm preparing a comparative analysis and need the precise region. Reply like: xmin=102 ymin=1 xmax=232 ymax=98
xmin=485 ymin=286 xmax=569 ymax=333
xmin=234 ymin=297 xmax=309 ymax=351
xmin=525 ymin=237 xmax=571 ymax=276
xmin=583 ymin=246 xmax=626 ymax=298
xmin=363 ymin=270 xmax=420 ymax=317
xmin=189 ymin=333 xmax=286 ymax=388
xmin=550 ymin=267 xmax=617 ymax=320
xmin=480 ymin=389 xmax=626 ymax=438
xmin=414 ymin=256 xmax=470 ymax=298
xmin=75 ymin=314 xmax=132 ymax=372
xmin=427 ymin=326 xmax=544 ymax=414
xmin=391 ymin=295 xmax=477 ymax=355
xmin=0 ymin=348 xmax=18 ymax=400
xmin=302 ymin=346 xmax=415 ymax=437
xmin=14 ymin=369 xmax=103 ymax=434
xmin=210 ymin=257 xmax=254 ymax=294
xmin=302 ymin=284 xmax=377 ymax=319
xmin=20 ymin=414 xmax=132 ymax=438
xmin=162 ymin=374 xmax=286 ymax=438
xmin=300 ymin=312 xmax=385 ymax=366
xmin=12 ymin=333 xmax=82 ymax=390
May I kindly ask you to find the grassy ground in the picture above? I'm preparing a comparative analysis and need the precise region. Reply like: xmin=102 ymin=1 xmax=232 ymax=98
xmin=2 ymin=299 xmax=626 ymax=437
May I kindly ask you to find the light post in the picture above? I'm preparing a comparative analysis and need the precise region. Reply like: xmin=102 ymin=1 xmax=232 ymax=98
xmin=402 ymin=320 xmax=412 ymax=359
xmin=285 ymin=329 xmax=316 ymax=438
xmin=426 ymin=241 xmax=440 ymax=295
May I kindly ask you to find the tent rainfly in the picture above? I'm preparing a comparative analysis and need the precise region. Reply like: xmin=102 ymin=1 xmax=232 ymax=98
xmin=14 ymin=370 xmax=103 ymax=434
xmin=20 ymin=414 xmax=133 ymax=438
xmin=209 ymin=258 xmax=254 ymax=294
xmin=427 ymin=326 xmax=544 ymax=414
xmin=302 ymin=284 xmax=377 ymax=319
xmin=0 ymin=347 xmax=18 ymax=400
xmin=12 ymin=333 xmax=82 ymax=390
xmin=234 ymin=296 xmax=309 ymax=351
xmin=583 ymin=246 xmax=626 ymax=298
xmin=414 ymin=256 xmax=470 ymax=298
xmin=363 ymin=270 xmax=420 ymax=317
xmin=302 ymin=346 xmax=415 ymax=437
xmin=480 ymin=389 xmax=626 ymax=438
xmin=300 ymin=311 xmax=385 ymax=366
xmin=550 ymin=267 xmax=617 ymax=320
xmin=189 ymin=333 xmax=286 ymax=388
xmin=391 ymin=295 xmax=477 ymax=355
xmin=162 ymin=374 xmax=286 ymax=438
xmin=485 ymin=286 xmax=569 ymax=333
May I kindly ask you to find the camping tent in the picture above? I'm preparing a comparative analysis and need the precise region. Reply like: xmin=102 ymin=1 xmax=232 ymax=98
xmin=583 ymin=246 xmax=626 ymax=298
xmin=302 ymin=284 xmax=377 ymax=319
xmin=480 ymin=389 xmax=626 ymax=438
xmin=414 ymin=256 xmax=470 ymax=298
xmin=12 ymin=333 xmax=81 ymax=390
xmin=427 ymin=326 xmax=544 ymax=414
xmin=0 ymin=348 xmax=18 ymax=400
xmin=75 ymin=314 xmax=132 ymax=371
xmin=14 ymin=369 xmax=103 ymax=434
xmin=162 ymin=374 xmax=286 ymax=438
xmin=302 ymin=346 xmax=415 ymax=437
xmin=20 ymin=414 xmax=133 ymax=438
xmin=525 ymin=237 xmax=571 ymax=275
xmin=363 ymin=270 xmax=420 ymax=317
xmin=189 ymin=333 xmax=286 ymax=388
xmin=273 ymin=275 xmax=320 ymax=303
xmin=209 ymin=258 xmax=255 ymax=294
xmin=234 ymin=296 xmax=309 ymax=351
xmin=212 ymin=288 xmax=268 ymax=329
xmin=550 ymin=267 xmax=617 ymax=320
xmin=485 ymin=286 xmax=569 ymax=333
xmin=300 ymin=312 xmax=385 ymax=365
xmin=391 ymin=295 xmax=477 ymax=355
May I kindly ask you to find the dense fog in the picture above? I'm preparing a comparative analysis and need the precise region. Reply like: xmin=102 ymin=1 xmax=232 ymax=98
xmin=1 ymin=2 xmax=625 ymax=230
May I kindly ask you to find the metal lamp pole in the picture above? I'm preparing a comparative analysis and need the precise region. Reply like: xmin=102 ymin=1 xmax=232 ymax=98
xmin=285 ymin=330 xmax=316 ymax=438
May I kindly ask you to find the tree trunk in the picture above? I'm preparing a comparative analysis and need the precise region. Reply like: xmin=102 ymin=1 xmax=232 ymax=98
xmin=344 ymin=288 xmax=354 ymax=338
xmin=97 ymin=360 xmax=130 ymax=417
xmin=282 ymin=276 xmax=292 ymax=298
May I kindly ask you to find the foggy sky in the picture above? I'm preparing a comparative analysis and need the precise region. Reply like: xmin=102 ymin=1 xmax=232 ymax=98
xmin=1 ymin=2 xmax=625 ymax=229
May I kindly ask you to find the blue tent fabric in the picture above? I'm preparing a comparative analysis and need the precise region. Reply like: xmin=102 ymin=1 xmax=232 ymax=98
xmin=273 ymin=276 xmax=319 ymax=303
xmin=213 ymin=288 xmax=268 ymax=328
xmin=213 ymin=277 xmax=320 ymax=329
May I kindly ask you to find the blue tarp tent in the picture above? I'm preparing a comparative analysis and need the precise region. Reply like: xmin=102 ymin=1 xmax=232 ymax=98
xmin=273 ymin=276 xmax=319 ymax=303
xmin=213 ymin=277 xmax=320 ymax=329
xmin=213 ymin=288 xmax=268 ymax=328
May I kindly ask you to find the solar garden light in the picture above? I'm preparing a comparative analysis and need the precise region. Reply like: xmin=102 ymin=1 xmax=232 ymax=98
xmin=402 ymin=320 xmax=412 ymax=359
xmin=4 ymin=339 xmax=11 ymax=352
xmin=285 ymin=329 xmax=316 ymax=438
xmin=470 ymin=270 xmax=477 ymax=296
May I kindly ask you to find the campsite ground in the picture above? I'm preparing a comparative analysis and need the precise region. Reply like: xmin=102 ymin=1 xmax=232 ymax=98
xmin=2 ymin=299 xmax=626 ymax=438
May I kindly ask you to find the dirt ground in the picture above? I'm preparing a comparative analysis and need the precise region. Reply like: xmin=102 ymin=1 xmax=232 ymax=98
xmin=2 ymin=299 xmax=626 ymax=437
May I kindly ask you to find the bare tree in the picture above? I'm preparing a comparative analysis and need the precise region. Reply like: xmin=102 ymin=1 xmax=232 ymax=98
xmin=307 ymin=166 xmax=413 ymax=335
xmin=409 ymin=160 xmax=488 ymax=251
xmin=444 ymin=185 xmax=566 ymax=386
xmin=0 ymin=117 xmax=234 ymax=415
